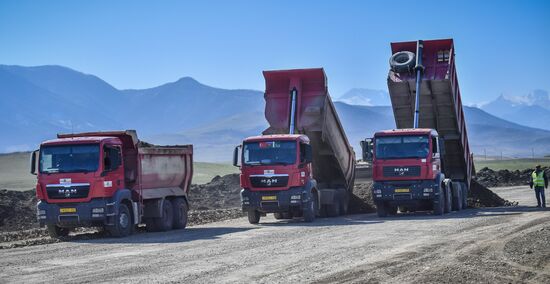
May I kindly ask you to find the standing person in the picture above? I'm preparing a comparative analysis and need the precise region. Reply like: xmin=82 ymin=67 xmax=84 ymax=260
xmin=529 ymin=165 xmax=548 ymax=208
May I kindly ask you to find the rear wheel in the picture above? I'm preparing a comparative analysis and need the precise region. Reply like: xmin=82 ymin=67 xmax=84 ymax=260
xmin=433 ymin=187 xmax=445 ymax=215
xmin=47 ymin=225 xmax=70 ymax=238
xmin=172 ymin=198 xmax=188 ymax=229
xmin=247 ymin=210 xmax=260 ymax=224
xmin=326 ymin=196 xmax=341 ymax=217
xmin=461 ymin=183 xmax=469 ymax=208
xmin=107 ymin=203 xmax=133 ymax=237
xmin=376 ymin=202 xmax=388 ymax=217
xmin=451 ymin=182 xmax=463 ymax=211
xmin=340 ymin=191 xmax=349 ymax=215
xmin=146 ymin=199 xmax=174 ymax=232
xmin=444 ymin=181 xmax=452 ymax=213
xmin=303 ymin=192 xmax=318 ymax=222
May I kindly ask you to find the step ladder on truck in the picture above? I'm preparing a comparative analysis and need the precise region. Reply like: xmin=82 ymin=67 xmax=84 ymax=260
xmin=362 ymin=39 xmax=475 ymax=216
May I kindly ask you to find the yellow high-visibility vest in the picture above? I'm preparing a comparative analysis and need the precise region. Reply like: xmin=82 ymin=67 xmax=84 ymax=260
xmin=532 ymin=171 xmax=545 ymax=187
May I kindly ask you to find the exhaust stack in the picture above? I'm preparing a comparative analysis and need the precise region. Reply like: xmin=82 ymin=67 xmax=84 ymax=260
xmin=413 ymin=40 xmax=424 ymax=129
xmin=289 ymin=87 xmax=297 ymax=134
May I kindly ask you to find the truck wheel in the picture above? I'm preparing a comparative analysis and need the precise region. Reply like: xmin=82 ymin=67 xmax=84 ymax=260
xmin=326 ymin=197 xmax=341 ymax=217
xmin=46 ymin=225 xmax=70 ymax=238
xmin=107 ymin=203 xmax=133 ymax=237
xmin=461 ymin=182 xmax=468 ymax=209
xmin=158 ymin=199 xmax=174 ymax=231
xmin=451 ymin=182 xmax=463 ymax=211
xmin=248 ymin=210 xmax=261 ymax=224
xmin=390 ymin=51 xmax=415 ymax=73
xmin=388 ymin=205 xmax=398 ymax=216
xmin=376 ymin=202 xmax=387 ymax=217
xmin=172 ymin=198 xmax=188 ymax=229
xmin=444 ymin=181 xmax=452 ymax=213
xmin=339 ymin=191 xmax=349 ymax=215
xmin=303 ymin=192 xmax=318 ymax=222
xmin=433 ymin=188 xmax=445 ymax=215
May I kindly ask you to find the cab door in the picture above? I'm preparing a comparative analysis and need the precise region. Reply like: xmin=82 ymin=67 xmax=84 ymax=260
xmin=101 ymin=144 xmax=125 ymax=194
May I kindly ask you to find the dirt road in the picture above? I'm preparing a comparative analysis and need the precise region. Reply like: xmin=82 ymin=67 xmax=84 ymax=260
xmin=1 ymin=186 xmax=549 ymax=283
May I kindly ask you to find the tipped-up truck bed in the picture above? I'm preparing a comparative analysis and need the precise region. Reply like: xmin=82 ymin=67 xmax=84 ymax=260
xmin=366 ymin=39 xmax=474 ymax=216
xmin=235 ymin=68 xmax=355 ymax=223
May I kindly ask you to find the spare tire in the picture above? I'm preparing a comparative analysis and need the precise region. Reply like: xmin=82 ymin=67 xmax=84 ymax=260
xmin=389 ymin=51 xmax=415 ymax=73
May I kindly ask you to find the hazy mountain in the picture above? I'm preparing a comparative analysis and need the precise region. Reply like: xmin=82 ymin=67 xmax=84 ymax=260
xmin=336 ymin=88 xmax=391 ymax=106
xmin=481 ymin=90 xmax=550 ymax=131
xmin=1 ymin=65 xmax=549 ymax=161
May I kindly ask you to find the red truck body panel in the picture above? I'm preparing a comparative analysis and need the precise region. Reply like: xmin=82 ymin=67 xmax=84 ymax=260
xmin=383 ymin=39 xmax=473 ymax=187
xmin=261 ymin=68 xmax=356 ymax=191
xmin=36 ymin=130 xmax=193 ymax=204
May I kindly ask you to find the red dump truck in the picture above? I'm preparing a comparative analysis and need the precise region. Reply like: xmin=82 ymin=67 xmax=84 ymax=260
xmin=30 ymin=130 xmax=193 ymax=237
xmin=233 ymin=68 xmax=355 ymax=223
xmin=363 ymin=39 xmax=474 ymax=216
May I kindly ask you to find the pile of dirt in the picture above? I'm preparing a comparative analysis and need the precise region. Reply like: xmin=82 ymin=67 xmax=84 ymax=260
xmin=189 ymin=174 xmax=241 ymax=210
xmin=475 ymin=167 xmax=548 ymax=187
xmin=468 ymin=180 xmax=517 ymax=207
xmin=0 ymin=189 xmax=38 ymax=232
xmin=349 ymin=182 xmax=376 ymax=214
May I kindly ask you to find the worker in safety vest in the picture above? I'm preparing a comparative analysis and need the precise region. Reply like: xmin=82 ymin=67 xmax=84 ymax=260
xmin=529 ymin=165 xmax=548 ymax=208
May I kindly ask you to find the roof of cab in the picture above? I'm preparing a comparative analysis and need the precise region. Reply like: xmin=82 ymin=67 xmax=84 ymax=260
xmin=375 ymin=128 xmax=437 ymax=136
xmin=41 ymin=136 xmax=120 ymax=146
xmin=243 ymin=134 xmax=310 ymax=143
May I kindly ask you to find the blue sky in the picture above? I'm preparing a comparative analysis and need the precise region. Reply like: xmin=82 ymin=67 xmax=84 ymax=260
xmin=1 ymin=0 xmax=549 ymax=105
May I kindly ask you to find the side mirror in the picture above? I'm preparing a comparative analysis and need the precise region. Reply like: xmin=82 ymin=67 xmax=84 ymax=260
xmin=233 ymin=145 xmax=242 ymax=167
xmin=30 ymin=150 xmax=38 ymax=175
xmin=360 ymin=139 xmax=373 ymax=161
xmin=304 ymin=144 xmax=313 ymax=163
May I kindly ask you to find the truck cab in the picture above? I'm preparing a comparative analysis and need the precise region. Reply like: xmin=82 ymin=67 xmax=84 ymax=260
xmin=368 ymin=129 xmax=446 ymax=215
xmin=234 ymin=134 xmax=316 ymax=223
xmin=31 ymin=130 xmax=194 ymax=238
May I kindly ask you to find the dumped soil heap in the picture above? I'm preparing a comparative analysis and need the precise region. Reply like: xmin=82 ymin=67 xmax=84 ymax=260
xmin=189 ymin=174 xmax=241 ymax=210
xmin=0 ymin=190 xmax=37 ymax=232
xmin=475 ymin=167 xmax=548 ymax=188
xmin=468 ymin=180 xmax=517 ymax=207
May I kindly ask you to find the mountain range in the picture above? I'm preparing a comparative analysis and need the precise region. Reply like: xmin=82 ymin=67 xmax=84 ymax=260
xmin=0 ymin=64 xmax=549 ymax=161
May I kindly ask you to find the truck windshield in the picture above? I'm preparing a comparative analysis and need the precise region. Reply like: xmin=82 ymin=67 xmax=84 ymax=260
xmin=39 ymin=144 xmax=100 ymax=173
xmin=375 ymin=135 xmax=429 ymax=160
xmin=243 ymin=141 xmax=296 ymax=166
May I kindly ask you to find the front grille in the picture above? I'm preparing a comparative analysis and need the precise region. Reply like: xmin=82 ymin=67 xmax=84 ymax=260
xmin=46 ymin=184 xmax=90 ymax=199
xmin=250 ymin=175 xmax=289 ymax=188
xmin=383 ymin=166 xmax=421 ymax=177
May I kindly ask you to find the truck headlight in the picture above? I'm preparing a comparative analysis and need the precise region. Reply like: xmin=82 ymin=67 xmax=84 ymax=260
xmin=242 ymin=196 xmax=249 ymax=201
xmin=373 ymin=189 xmax=382 ymax=194
xmin=92 ymin=208 xmax=104 ymax=213
xmin=423 ymin=188 xmax=433 ymax=193
xmin=290 ymin=195 xmax=301 ymax=200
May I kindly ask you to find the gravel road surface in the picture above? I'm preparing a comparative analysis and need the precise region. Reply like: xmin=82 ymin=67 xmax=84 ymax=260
xmin=1 ymin=186 xmax=548 ymax=283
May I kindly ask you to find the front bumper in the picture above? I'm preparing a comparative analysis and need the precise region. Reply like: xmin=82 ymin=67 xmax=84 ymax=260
xmin=37 ymin=198 xmax=115 ymax=228
xmin=372 ymin=180 xmax=439 ymax=204
xmin=241 ymin=187 xmax=311 ymax=213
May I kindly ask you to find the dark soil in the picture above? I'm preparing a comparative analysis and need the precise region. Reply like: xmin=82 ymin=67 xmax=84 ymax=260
xmin=0 ymin=189 xmax=38 ymax=232
xmin=468 ymin=180 xmax=517 ymax=207
xmin=188 ymin=174 xmax=241 ymax=210
xmin=474 ymin=167 xmax=548 ymax=188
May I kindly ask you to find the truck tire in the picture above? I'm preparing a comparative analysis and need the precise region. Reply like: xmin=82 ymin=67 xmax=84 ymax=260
xmin=390 ymin=51 xmax=415 ymax=73
xmin=248 ymin=210 xmax=261 ymax=224
xmin=47 ymin=225 xmax=70 ymax=238
xmin=376 ymin=202 xmax=387 ymax=217
xmin=451 ymin=182 xmax=463 ymax=211
xmin=303 ymin=192 xmax=318 ymax=222
xmin=172 ymin=198 xmax=188 ymax=229
xmin=444 ymin=181 xmax=452 ymax=213
xmin=433 ymin=187 xmax=445 ymax=215
xmin=146 ymin=199 xmax=174 ymax=232
xmin=107 ymin=203 xmax=133 ymax=237
xmin=326 ymin=196 xmax=341 ymax=217
xmin=388 ymin=205 xmax=398 ymax=216
xmin=340 ymin=191 xmax=349 ymax=215
xmin=461 ymin=182 xmax=469 ymax=209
